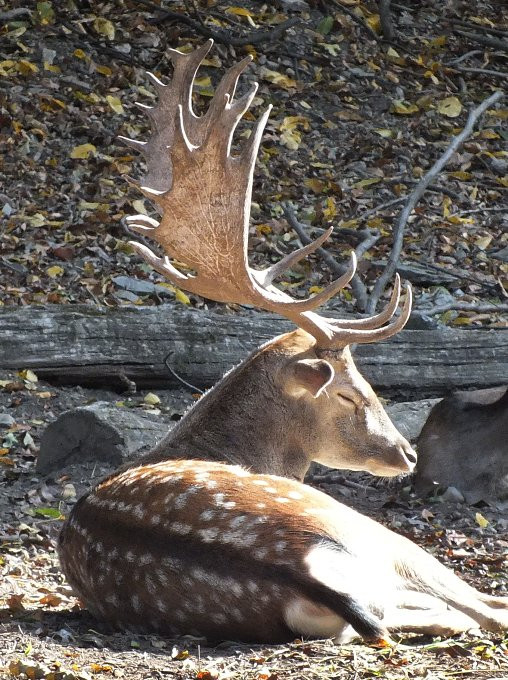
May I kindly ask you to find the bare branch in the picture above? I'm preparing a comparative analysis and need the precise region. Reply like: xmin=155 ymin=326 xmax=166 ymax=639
xmin=451 ymin=66 xmax=508 ymax=80
xmin=378 ymin=0 xmax=395 ymax=42
xmin=282 ymin=203 xmax=369 ymax=311
xmin=453 ymin=29 xmax=508 ymax=52
xmin=422 ymin=302 xmax=508 ymax=317
xmin=367 ymin=90 xmax=505 ymax=314
xmin=135 ymin=0 xmax=301 ymax=47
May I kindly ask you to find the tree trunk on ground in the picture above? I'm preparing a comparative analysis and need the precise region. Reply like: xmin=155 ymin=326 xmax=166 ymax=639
xmin=1 ymin=305 xmax=506 ymax=395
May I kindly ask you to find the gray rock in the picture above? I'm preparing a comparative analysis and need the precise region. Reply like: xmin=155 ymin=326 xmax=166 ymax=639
xmin=37 ymin=402 xmax=171 ymax=474
xmin=0 ymin=413 xmax=15 ymax=427
xmin=441 ymin=486 xmax=465 ymax=503
xmin=386 ymin=399 xmax=441 ymax=442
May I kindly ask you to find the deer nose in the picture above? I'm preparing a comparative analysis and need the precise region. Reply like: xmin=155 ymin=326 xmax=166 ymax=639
xmin=398 ymin=441 xmax=417 ymax=472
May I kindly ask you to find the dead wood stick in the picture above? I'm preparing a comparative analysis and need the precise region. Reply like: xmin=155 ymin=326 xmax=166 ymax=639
xmin=378 ymin=0 xmax=394 ymax=42
xmin=282 ymin=203 xmax=369 ymax=311
xmin=423 ymin=302 xmax=508 ymax=317
xmin=453 ymin=29 xmax=508 ymax=53
xmin=136 ymin=0 xmax=301 ymax=47
xmin=366 ymin=90 xmax=505 ymax=314
xmin=453 ymin=21 xmax=508 ymax=39
xmin=451 ymin=66 xmax=508 ymax=80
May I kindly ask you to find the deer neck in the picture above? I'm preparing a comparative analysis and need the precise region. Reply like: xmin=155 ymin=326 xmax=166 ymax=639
xmin=146 ymin=342 xmax=312 ymax=481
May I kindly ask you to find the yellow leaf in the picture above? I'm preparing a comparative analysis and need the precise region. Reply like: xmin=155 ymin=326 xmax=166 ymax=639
xmin=447 ymin=215 xmax=473 ymax=224
xmin=452 ymin=316 xmax=472 ymax=326
xmin=309 ymin=286 xmax=324 ymax=294
xmin=144 ymin=393 xmax=161 ymax=406
xmin=279 ymin=116 xmax=310 ymax=132
xmin=19 ymin=369 xmax=38 ymax=383
xmin=442 ymin=196 xmax=452 ymax=218
xmin=497 ymin=176 xmax=508 ymax=187
xmin=70 ymin=143 xmax=96 ymax=159
xmin=17 ymin=60 xmax=39 ymax=76
xmin=260 ymin=68 xmax=296 ymax=90
xmin=280 ymin=128 xmax=301 ymax=150
xmin=339 ymin=219 xmax=358 ymax=229
xmin=106 ymin=95 xmax=124 ymax=114
xmin=194 ymin=76 xmax=212 ymax=88
xmin=374 ymin=128 xmax=393 ymax=138
xmin=448 ymin=171 xmax=472 ymax=181
xmin=391 ymin=100 xmax=419 ymax=115
xmin=323 ymin=197 xmax=337 ymax=220
xmin=43 ymin=62 xmax=61 ymax=73
xmin=479 ymin=129 xmax=499 ymax=139
xmin=487 ymin=108 xmax=508 ymax=120
xmin=365 ymin=14 xmax=381 ymax=33
xmin=430 ymin=35 xmax=447 ymax=48
xmin=386 ymin=47 xmax=406 ymax=66
xmin=438 ymin=96 xmax=462 ymax=118
xmin=94 ymin=17 xmax=115 ymax=40
xmin=475 ymin=512 xmax=489 ymax=528
xmin=475 ymin=235 xmax=493 ymax=250
xmin=225 ymin=6 xmax=254 ymax=16
xmin=73 ymin=48 xmax=88 ymax=60
xmin=46 ymin=265 xmax=64 ymax=278
xmin=305 ymin=178 xmax=326 ymax=193
xmin=174 ymin=288 xmax=191 ymax=305
xmin=352 ymin=178 xmax=381 ymax=189
xmin=96 ymin=64 xmax=112 ymax=76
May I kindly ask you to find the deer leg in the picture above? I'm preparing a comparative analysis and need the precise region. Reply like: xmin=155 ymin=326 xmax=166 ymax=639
xmin=394 ymin=537 xmax=508 ymax=632
xmin=384 ymin=590 xmax=480 ymax=637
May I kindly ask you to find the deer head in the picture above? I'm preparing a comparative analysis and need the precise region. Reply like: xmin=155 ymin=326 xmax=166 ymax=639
xmin=121 ymin=39 xmax=416 ymax=479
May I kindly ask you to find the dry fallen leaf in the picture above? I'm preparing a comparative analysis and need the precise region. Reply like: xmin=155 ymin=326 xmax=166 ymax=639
xmin=438 ymin=96 xmax=462 ymax=118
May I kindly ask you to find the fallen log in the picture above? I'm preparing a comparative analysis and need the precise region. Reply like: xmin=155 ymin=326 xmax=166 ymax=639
xmin=1 ymin=305 xmax=507 ymax=394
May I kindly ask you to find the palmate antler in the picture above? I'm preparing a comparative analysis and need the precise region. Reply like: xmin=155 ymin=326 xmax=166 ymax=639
xmin=122 ymin=39 xmax=411 ymax=348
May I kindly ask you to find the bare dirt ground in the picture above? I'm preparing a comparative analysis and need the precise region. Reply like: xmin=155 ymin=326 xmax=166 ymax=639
xmin=0 ymin=369 xmax=507 ymax=679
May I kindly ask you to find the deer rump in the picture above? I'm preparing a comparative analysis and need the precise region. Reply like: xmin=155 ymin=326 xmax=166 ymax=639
xmin=59 ymin=459 xmax=508 ymax=644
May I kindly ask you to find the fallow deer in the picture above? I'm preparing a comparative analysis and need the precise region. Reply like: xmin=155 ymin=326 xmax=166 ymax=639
xmin=58 ymin=41 xmax=508 ymax=644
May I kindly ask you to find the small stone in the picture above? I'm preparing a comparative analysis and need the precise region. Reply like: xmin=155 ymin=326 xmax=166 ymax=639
xmin=441 ymin=486 xmax=465 ymax=503
xmin=0 ymin=414 xmax=15 ymax=427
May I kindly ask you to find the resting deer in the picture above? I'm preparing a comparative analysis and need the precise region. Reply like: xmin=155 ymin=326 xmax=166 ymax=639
xmin=59 ymin=41 xmax=508 ymax=644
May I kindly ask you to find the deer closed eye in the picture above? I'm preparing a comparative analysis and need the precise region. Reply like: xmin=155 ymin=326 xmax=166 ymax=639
xmin=336 ymin=393 xmax=357 ymax=408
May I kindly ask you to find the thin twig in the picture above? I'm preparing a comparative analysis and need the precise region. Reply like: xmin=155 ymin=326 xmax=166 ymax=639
xmin=453 ymin=20 xmax=508 ymax=39
xmin=136 ymin=0 xmax=301 ymax=47
xmin=282 ymin=203 xmax=369 ymax=310
xmin=451 ymin=66 xmax=508 ymax=80
xmin=445 ymin=50 xmax=484 ymax=66
xmin=378 ymin=0 xmax=395 ymax=42
xmin=164 ymin=353 xmax=204 ymax=394
xmin=422 ymin=302 xmax=508 ymax=317
xmin=453 ymin=29 xmax=508 ymax=53
xmin=367 ymin=90 xmax=505 ymax=313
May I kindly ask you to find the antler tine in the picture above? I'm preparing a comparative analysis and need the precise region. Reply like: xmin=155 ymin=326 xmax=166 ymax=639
xmin=256 ymin=227 xmax=335 ymax=288
xmin=328 ymin=273 xmax=401 ymax=330
xmin=302 ymin=282 xmax=412 ymax=349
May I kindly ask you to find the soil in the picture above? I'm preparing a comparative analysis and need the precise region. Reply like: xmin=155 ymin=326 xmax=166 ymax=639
xmin=0 ymin=368 xmax=507 ymax=679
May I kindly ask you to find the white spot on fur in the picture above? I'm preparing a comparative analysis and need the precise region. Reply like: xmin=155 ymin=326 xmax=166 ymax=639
xmin=200 ymin=509 xmax=215 ymax=521
xmin=171 ymin=522 xmax=191 ymax=535
xmin=288 ymin=490 xmax=303 ymax=500
xmin=132 ymin=594 xmax=141 ymax=611
xmin=252 ymin=479 xmax=268 ymax=486
xmin=276 ymin=497 xmax=290 ymax=504
xmin=198 ymin=527 xmax=219 ymax=542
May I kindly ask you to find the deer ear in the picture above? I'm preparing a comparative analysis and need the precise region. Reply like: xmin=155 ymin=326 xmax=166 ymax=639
xmin=283 ymin=359 xmax=335 ymax=399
